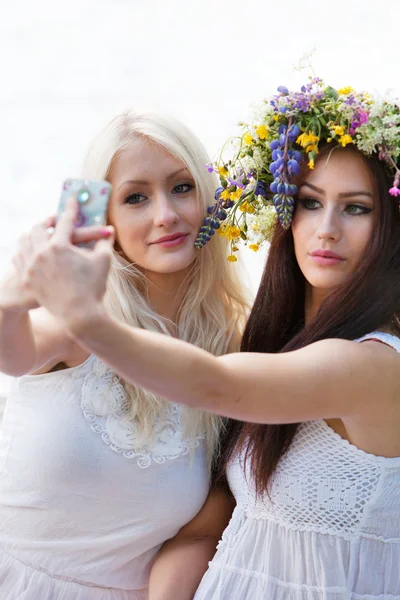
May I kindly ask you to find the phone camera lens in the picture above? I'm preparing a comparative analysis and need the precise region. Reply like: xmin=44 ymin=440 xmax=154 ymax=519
xmin=77 ymin=189 xmax=91 ymax=204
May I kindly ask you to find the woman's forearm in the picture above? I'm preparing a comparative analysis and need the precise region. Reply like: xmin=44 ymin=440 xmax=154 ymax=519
xmin=67 ymin=305 xmax=231 ymax=413
xmin=149 ymin=535 xmax=218 ymax=600
xmin=0 ymin=308 xmax=36 ymax=376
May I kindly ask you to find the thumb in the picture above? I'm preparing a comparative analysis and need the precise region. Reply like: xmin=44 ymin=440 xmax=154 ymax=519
xmin=93 ymin=231 xmax=115 ymax=258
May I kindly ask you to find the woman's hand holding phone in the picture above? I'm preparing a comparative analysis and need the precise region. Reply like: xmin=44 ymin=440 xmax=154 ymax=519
xmin=1 ymin=177 xmax=113 ymax=314
xmin=16 ymin=197 xmax=114 ymax=328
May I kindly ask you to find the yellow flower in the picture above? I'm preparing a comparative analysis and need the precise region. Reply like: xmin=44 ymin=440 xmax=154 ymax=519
xmin=248 ymin=244 xmax=259 ymax=252
xmin=221 ymin=189 xmax=230 ymax=200
xmin=228 ymin=226 xmax=241 ymax=240
xmin=243 ymin=133 xmax=254 ymax=145
xmin=232 ymin=246 xmax=239 ymax=252
xmin=337 ymin=86 xmax=354 ymax=95
xmin=255 ymin=125 xmax=269 ymax=140
xmin=306 ymin=144 xmax=319 ymax=153
xmin=296 ymin=131 xmax=319 ymax=149
xmin=273 ymin=115 xmax=279 ymax=122
xmin=230 ymin=188 xmax=243 ymax=202
xmin=327 ymin=137 xmax=332 ymax=143
xmin=363 ymin=92 xmax=373 ymax=105
xmin=308 ymin=157 xmax=315 ymax=169
xmin=332 ymin=125 xmax=345 ymax=136
xmin=239 ymin=200 xmax=255 ymax=213
xmin=217 ymin=225 xmax=241 ymax=240
xmin=339 ymin=134 xmax=353 ymax=147
xmin=227 ymin=255 xmax=238 ymax=262
xmin=218 ymin=165 xmax=228 ymax=177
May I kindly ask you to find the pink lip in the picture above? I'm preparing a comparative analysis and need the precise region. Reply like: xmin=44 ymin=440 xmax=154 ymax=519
xmin=310 ymin=249 xmax=345 ymax=266
xmin=150 ymin=233 xmax=189 ymax=248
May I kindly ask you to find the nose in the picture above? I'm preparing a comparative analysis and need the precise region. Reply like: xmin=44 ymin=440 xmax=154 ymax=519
xmin=152 ymin=193 xmax=179 ymax=228
xmin=316 ymin=206 xmax=341 ymax=242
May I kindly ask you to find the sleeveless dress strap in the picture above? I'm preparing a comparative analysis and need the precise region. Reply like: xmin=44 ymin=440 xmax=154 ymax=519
xmin=356 ymin=331 xmax=400 ymax=353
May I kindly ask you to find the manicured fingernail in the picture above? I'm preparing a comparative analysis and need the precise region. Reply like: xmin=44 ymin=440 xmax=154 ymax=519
xmin=101 ymin=228 xmax=112 ymax=237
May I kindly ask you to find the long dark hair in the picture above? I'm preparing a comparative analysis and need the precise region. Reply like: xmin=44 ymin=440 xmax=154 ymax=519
xmin=220 ymin=145 xmax=400 ymax=494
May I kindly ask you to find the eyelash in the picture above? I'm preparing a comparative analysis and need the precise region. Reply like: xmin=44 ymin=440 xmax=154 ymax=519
xmin=299 ymin=198 xmax=373 ymax=215
xmin=124 ymin=183 xmax=195 ymax=205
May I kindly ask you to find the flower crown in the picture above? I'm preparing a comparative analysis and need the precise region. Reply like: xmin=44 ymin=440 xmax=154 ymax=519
xmin=194 ymin=77 xmax=400 ymax=261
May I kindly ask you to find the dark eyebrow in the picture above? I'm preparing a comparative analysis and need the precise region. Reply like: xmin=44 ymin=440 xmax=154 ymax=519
xmin=338 ymin=191 xmax=373 ymax=199
xmin=117 ymin=168 xmax=190 ymax=192
xmin=300 ymin=182 xmax=373 ymax=199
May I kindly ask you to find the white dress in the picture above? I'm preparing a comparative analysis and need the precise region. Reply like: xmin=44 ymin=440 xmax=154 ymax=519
xmin=195 ymin=332 xmax=400 ymax=599
xmin=0 ymin=354 xmax=209 ymax=599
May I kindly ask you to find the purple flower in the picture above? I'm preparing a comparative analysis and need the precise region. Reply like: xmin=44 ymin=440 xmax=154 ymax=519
xmin=204 ymin=164 xmax=214 ymax=173
xmin=277 ymin=86 xmax=289 ymax=95
xmin=389 ymin=186 xmax=400 ymax=197
xmin=214 ymin=187 xmax=224 ymax=200
xmin=287 ymin=159 xmax=300 ymax=175
xmin=255 ymin=180 xmax=268 ymax=198
xmin=345 ymin=95 xmax=356 ymax=106
xmin=227 ymin=177 xmax=245 ymax=189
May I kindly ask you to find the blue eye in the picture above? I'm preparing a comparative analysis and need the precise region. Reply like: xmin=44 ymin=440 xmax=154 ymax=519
xmin=173 ymin=183 xmax=195 ymax=194
xmin=124 ymin=193 xmax=147 ymax=205
xmin=299 ymin=198 xmax=321 ymax=210
xmin=345 ymin=204 xmax=372 ymax=215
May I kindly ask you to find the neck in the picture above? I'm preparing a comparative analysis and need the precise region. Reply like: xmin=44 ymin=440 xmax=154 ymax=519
xmin=143 ymin=269 xmax=190 ymax=325
xmin=304 ymin=285 xmax=332 ymax=324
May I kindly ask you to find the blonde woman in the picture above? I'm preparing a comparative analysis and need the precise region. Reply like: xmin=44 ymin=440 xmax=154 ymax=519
xmin=0 ymin=112 xmax=248 ymax=599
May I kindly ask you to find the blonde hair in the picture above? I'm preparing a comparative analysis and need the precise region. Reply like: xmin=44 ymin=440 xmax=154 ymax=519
xmin=81 ymin=110 xmax=250 ymax=467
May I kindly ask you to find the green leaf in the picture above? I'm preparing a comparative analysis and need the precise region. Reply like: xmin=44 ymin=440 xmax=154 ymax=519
xmin=325 ymin=86 xmax=339 ymax=100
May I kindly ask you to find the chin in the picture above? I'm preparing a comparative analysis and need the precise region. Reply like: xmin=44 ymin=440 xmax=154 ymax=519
xmin=151 ymin=256 xmax=197 ymax=274
xmin=307 ymin=275 xmax=347 ymax=290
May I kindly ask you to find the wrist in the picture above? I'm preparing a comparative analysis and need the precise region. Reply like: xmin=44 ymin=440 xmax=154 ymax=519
xmin=64 ymin=302 xmax=110 ymax=341
xmin=0 ymin=300 xmax=29 ymax=316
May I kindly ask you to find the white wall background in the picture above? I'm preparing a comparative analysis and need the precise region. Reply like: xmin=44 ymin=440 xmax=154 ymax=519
xmin=0 ymin=0 xmax=398 ymax=397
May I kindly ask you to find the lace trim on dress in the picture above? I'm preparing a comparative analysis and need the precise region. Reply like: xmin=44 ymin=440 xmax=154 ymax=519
xmin=80 ymin=357 xmax=205 ymax=468
xmin=356 ymin=331 xmax=400 ymax=352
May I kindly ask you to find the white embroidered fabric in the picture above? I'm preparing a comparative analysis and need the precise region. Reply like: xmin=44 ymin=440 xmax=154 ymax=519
xmin=195 ymin=332 xmax=400 ymax=600
xmin=0 ymin=355 xmax=209 ymax=599
xmin=81 ymin=357 xmax=205 ymax=467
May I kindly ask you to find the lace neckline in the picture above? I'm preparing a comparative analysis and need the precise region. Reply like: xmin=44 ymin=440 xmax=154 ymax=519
xmin=317 ymin=420 xmax=400 ymax=465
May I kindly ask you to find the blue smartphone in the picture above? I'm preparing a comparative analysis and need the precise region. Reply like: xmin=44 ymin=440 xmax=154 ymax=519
xmin=58 ymin=177 xmax=112 ymax=228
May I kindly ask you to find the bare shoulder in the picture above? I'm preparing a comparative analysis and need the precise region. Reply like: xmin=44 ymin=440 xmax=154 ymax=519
xmin=315 ymin=336 xmax=400 ymax=405
xmin=308 ymin=336 xmax=400 ymax=365
xmin=29 ymin=308 xmax=90 ymax=375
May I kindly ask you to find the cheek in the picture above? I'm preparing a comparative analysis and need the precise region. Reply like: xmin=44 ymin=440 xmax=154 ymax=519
xmin=292 ymin=215 xmax=312 ymax=256
xmin=182 ymin=198 xmax=205 ymax=227
xmin=111 ymin=213 xmax=147 ymax=253
xmin=349 ymin=219 xmax=374 ymax=259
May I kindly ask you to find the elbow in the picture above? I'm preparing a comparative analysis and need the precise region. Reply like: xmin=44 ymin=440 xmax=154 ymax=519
xmin=0 ymin=366 xmax=29 ymax=378
xmin=0 ymin=358 xmax=34 ymax=378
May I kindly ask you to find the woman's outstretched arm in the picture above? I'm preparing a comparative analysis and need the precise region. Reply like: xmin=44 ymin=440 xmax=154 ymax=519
xmin=23 ymin=198 xmax=400 ymax=424
xmin=149 ymin=488 xmax=234 ymax=600
xmin=68 ymin=308 xmax=398 ymax=424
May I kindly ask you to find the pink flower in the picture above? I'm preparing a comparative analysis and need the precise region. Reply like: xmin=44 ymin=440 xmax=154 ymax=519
xmin=389 ymin=186 xmax=400 ymax=197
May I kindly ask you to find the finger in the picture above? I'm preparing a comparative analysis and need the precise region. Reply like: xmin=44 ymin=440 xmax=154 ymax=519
xmin=71 ymin=226 xmax=114 ymax=245
xmin=31 ymin=221 xmax=53 ymax=246
xmin=41 ymin=215 xmax=56 ymax=229
xmin=12 ymin=254 xmax=23 ymax=274
xmin=53 ymin=196 xmax=78 ymax=244
xmin=93 ymin=233 xmax=115 ymax=257
xmin=18 ymin=234 xmax=33 ymax=258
